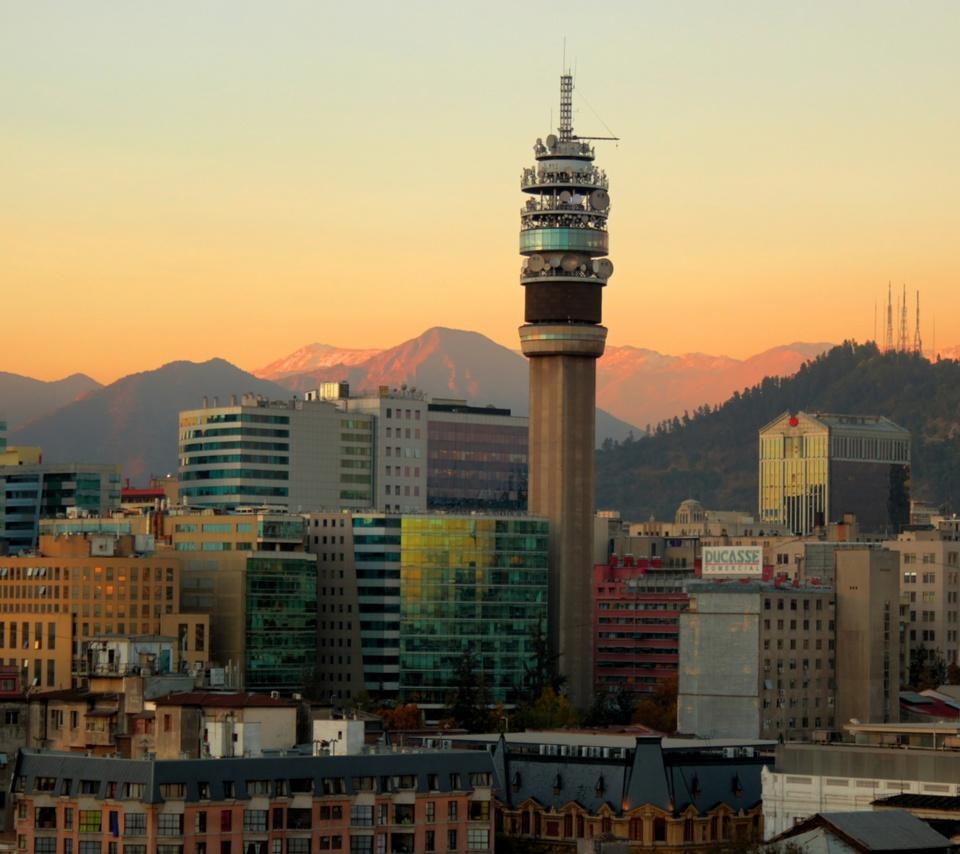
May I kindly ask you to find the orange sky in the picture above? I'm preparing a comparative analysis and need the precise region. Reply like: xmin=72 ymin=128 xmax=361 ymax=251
xmin=3 ymin=2 xmax=959 ymax=384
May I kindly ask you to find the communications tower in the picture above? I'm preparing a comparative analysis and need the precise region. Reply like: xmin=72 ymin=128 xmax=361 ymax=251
xmin=519 ymin=73 xmax=614 ymax=708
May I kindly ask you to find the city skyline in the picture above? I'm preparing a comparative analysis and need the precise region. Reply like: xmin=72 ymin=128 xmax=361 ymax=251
xmin=4 ymin=1 xmax=959 ymax=383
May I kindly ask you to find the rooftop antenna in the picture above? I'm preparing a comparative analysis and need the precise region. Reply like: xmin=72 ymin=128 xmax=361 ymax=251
xmin=898 ymin=283 xmax=909 ymax=352
xmin=913 ymin=290 xmax=922 ymax=355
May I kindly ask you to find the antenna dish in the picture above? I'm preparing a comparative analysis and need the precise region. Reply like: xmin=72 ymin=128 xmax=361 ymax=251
xmin=559 ymin=190 xmax=572 ymax=204
xmin=526 ymin=254 xmax=545 ymax=273
xmin=589 ymin=189 xmax=610 ymax=211
xmin=594 ymin=258 xmax=614 ymax=279
xmin=545 ymin=134 xmax=558 ymax=150
xmin=547 ymin=254 xmax=563 ymax=269
xmin=561 ymin=254 xmax=580 ymax=272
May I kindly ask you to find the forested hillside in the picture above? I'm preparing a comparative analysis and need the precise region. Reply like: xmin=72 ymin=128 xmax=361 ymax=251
xmin=596 ymin=342 xmax=960 ymax=522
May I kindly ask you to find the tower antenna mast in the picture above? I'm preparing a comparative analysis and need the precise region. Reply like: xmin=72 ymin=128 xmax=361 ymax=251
xmin=913 ymin=290 xmax=922 ymax=355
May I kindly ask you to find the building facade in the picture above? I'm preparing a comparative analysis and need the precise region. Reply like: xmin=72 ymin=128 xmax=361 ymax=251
xmin=519 ymin=73 xmax=613 ymax=708
xmin=12 ymin=749 xmax=496 ymax=854
xmin=0 ymin=533 xmax=182 ymax=690
xmin=0 ymin=461 xmax=121 ymax=554
xmin=678 ymin=582 xmax=837 ymax=742
xmin=178 ymin=394 xmax=375 ymax=512
xmin=759 ymin=411 xmax=910 ymax=535
xmin=426 ymin=400 xmax=527 ymax=512
xmin=398 ymin=515 xmax=548 ymax=709
xmin=592 ymin=555 xmax=693 ymax=698
xmin=885 ymin=522 xmax=960 ymax=664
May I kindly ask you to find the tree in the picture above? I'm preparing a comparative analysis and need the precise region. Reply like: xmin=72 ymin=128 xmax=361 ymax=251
xmin=584 ymin=686 xmax=634 ymax=727
xmin=521 ymin=620 xmax=565 ymax=704
xmin=449 ymin=647 xmax=492 ymax=732
xmin=512 ymin=688 xmax=581 ymax=730
xmin=378 ymin=703 xmax=422 ymax=731
xmin=909 ymin=646 xmax=947 ymax=691
xmin=632 ymin=676 xmax=677 ymax=734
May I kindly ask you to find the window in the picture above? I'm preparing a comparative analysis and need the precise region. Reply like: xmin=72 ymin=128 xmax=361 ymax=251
xmin=425 ymin=831 xmax=435 ymax=853
xmin=425 ymin=802 xmax=435 ymax=824
xmin=351 ymin=805 xmax=373 ymax=827
xmin=157 ymin=813 xmax=184 ymax=836
xmin=467 ymin=829 xmax=489 ymax=850
xmin=447 ymin=802 xmax=458 ymax=821
xmin=446 ymin=831 xmax=457 ymax=851
xmin=79 ymin=811 xmax=102 ymax=833
xmin=349 ymin=839 xmax=372 ymax=854
xmin=243 ymin=810 xmax=268 ymax=833
xmin=220 ymin=810 xmax=232 ymax=832
xmin=124 ymin=814 xmax=147 ymax=835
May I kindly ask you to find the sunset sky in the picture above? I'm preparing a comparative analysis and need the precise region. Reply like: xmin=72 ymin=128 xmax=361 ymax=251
xmin=3 ymin=2 xmax=959 ymax=384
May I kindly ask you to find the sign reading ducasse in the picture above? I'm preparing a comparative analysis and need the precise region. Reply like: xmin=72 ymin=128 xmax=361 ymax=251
xmin=701 ymin=545 xmax=764 ymax=577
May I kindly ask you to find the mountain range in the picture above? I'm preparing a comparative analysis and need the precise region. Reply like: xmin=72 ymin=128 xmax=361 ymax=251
xmin=3 ymin=327 xmax=834 ymax=484
xmin=596 ymin=342 xmax=960 ymax=521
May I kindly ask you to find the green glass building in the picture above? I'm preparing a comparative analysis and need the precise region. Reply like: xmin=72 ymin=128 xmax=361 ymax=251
xmin=399 ymin=515 xmax=549 ymax=707
xmin=245 ymin=552 xmax=318 ymax=692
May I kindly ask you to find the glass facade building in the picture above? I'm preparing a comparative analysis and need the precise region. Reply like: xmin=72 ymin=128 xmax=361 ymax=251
xmin=759 ymin=411 xmax=910 ymax=535
xmin=353 ymin=514 xmax=402 ymax=696
xmin=178 ymin=396 xmax=374 ymax=512
xmin=0 ymin=464 xmax=121 ymax=554
xmin=427 ymin=403 xmax=527 ymax=512
xmin=399 ymin=515 xmax=549 ymax=706
xmin=244 ymin=552 xmax=318 ymax=692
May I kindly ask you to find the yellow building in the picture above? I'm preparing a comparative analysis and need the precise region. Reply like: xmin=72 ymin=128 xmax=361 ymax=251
xmin=0 ymin=532 xmax=185 ymax=688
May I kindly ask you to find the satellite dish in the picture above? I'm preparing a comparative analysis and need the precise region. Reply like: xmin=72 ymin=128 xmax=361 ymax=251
xmin=595 ymin=259 xmax=614 ymax=279
xmin=571 ymin=193 xmax=583 ymax=206
xmin=526 ymin=254 xmax=545 ymax=273
xmin=546 ymin=134 xmax=558 ymax=149
xmin=559 ymin=190 xmax=572 ymax=203
xmin=548 ymin=254 xmax=563 ymax=268
xmin=589 ymin=189 xmax=610 ymax=210
xmin=561 ymin=254 xmax=579 ymax=272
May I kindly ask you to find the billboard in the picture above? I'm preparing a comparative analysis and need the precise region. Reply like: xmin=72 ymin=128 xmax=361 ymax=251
xmin=701 ymin=545 xmax=764 ymax=577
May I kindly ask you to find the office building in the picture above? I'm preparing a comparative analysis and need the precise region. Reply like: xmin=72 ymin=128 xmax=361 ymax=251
xmin=759 ymin=411 xmax=910 ymax=535
xmin=324 ymin=387 xmax=429 ymax=513
xmin=0 ymin=532 xmax=182 ymax=689
xmin=306 ymin=512 xmax=548 ymax=710
xmin=885 ymin=520 xmax=960 ymax=664
xmin=519 ymin=73 xmax=613 ymax=708
xmin=678 ymin=581 xmax=837 ymax=742
xmin=0 ymin=457 xmax=121 ymax=553
xmin=833 ymin=547 xmax=900 ymax=726
xmin=398 ymin=514 xmax=548 ymax=709
xmin=426 ymin=400 xmax=527 ymax=511
xmin=178 ymin=394 xmax=375 ymax=512
xmin=592 ymin=554 xmax=693 ymax=699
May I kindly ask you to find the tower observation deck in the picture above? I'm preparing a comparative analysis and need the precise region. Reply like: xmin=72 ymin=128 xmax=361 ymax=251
xmin=519 ymin=73 xmax=614 ymax=709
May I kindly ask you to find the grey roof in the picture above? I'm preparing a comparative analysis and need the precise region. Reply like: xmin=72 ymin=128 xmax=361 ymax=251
xmin=774 ymin=810 xmax=952 ymax=852
xmin=818 ymin=810 xmax=950 ymax=851
xmin=14 ymin=749 xmax=494 ymax=805
xmin=489 ymin=734 xmax=767 ymax=817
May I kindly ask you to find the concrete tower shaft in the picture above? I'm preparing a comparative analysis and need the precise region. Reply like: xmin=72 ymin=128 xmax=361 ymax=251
xmin=519 ymin=74 xmax=613 ymax=709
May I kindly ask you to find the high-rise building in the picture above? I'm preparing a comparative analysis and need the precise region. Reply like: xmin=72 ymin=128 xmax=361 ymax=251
xmin=677 ymin=580 xmax=837 ymax=741
xmin=178 ymin=394 xmax=375 ymax=512
xmin=759 ymin=411 xmax=910 ymax=535
xmin=519 ymin=73 xmax=613 ymax=708
xmin=0 ymin=458 xmax=121 ymax=554
xmin=307 ymin=511 xmax=548 ymax=710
